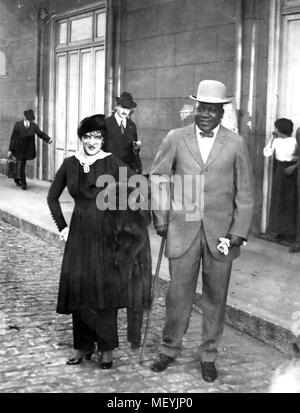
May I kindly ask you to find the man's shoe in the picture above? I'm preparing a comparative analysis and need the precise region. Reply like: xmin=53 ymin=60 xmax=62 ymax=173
xmin=21 ymin=184 xmax=27 ymax=190
xmin=151 ymin=354 xmax=175 ymax=372
xmin=289 ymin=243 xmax=300 ymax=253
xmin=201 ymin=361 xmax=218 ymax=383
xmin=14 ymin=178 xmax=21 ymax=187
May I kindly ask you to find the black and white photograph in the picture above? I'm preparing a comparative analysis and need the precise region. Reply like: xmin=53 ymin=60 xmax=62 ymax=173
xmin=0 ymin=0 xmax=300 ymax=396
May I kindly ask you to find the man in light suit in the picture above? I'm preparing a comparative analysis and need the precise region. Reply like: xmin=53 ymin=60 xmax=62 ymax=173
xmin=150 ymin=80 xmax=254 ymax=382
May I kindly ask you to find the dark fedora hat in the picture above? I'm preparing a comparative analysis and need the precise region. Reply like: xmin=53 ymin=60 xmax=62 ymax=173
xmin=115 ymin=92 xmax=137 ymax=109
xmin=24 ymin=109 xmax=35 ymax=121
xmin=77 ymin=114 xmax=106 ymax=139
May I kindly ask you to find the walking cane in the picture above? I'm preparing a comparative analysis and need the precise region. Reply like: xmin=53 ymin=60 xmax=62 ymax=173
xmin=139 ymin=234 xmax=166 ymax=365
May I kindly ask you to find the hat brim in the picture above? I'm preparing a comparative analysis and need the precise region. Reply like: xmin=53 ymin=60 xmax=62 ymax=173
xmin=189 ymin=95 xmax=232 ymax=105
xmin=115 ymin=96 xmax=137 ymax=109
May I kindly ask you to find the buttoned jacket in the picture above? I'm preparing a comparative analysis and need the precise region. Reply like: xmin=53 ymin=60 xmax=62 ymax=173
xmin=150 ymin=123 xmax=254 ymax=261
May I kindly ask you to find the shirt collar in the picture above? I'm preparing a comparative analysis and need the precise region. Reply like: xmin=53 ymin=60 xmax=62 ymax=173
xmin=114 ymin=112 xmax=127 ymax=127
xmin=196 ymin=124 xmax=220 ymax=139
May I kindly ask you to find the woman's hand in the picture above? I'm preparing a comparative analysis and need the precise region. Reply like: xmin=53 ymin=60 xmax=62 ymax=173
xmin=60 ymin=227 xmax=69 ymax=242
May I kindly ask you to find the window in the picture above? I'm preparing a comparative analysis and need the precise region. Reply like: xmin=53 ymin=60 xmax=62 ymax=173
xmin=56 ymin=10 xmax=106 ymax=47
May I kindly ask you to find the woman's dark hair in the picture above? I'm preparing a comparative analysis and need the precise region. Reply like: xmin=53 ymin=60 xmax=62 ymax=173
xmin=274 ymin=118 xmax=294 ymax=136
xmin=77 ymin=114 xmax=106 ymax=139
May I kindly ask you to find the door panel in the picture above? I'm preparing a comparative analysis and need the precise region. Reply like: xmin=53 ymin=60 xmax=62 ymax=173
xmin=80 ymin=49 xmax=93 ymax=120
xmin=55 ymin=54 xmax=67 ymax=170
xmin=55 ymin=46 xmax=105 ymax=170
xmin=279 ymin=15 xmax=300 ymax=128
xmin=67 ymin=52 xmax=79 ymax=151
xmin=94 ymin=47 xmax=105 ymax=114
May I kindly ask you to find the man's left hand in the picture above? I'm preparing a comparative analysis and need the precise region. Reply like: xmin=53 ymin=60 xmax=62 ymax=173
xmin=48 ymin=139 xmax=53 ymax=144
xmin=226 ymin=233 xmax=244 ymax=248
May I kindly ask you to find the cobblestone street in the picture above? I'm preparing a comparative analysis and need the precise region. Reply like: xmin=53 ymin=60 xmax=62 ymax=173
xmin=0 ymin=220 xmax=290 ymax=394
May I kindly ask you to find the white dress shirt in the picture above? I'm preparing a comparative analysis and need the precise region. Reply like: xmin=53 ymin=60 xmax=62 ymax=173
xmin=196 ymin=124 xmax=220 ymax=164
xmin=24 ymin=120 xmax=30 ymax=128
xmin=263 ymin=137 xmax=297 ymax=162
xmin=114 ymin=112 xmax=127 ymax=129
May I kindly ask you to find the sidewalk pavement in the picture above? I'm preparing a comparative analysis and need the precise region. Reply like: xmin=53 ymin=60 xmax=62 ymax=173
xmin=0 ymin=174 xmax=299 ymax=356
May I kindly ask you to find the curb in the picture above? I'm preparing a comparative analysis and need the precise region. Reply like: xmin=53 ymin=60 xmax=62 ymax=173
xmin=1 ymin=207 xmax=298 ymax=358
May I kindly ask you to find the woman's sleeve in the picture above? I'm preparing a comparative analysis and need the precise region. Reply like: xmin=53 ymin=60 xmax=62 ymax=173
xmin=47 ymin=159 xmax=68 ymax=232
xmin=263 ymin=139 xmax=275 ymax=158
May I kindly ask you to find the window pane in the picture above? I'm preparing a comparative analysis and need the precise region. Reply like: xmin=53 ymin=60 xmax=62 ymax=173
xmin=80 ymin=50 xmax=93 ymax=118
xmin=94 ymin=48 xmax=105 ymax=113
xmin=58 ymin=22 xmax=67 ymax=45
xmin=96 ymin=13 xmax=106 ymax=38
xmin=71 ymin=16 xmax=93 ymax=42
xmin=56 ymin=54 xmax=67 ymax=148
xmin=67 ymin=52 xmax=79 ymax=150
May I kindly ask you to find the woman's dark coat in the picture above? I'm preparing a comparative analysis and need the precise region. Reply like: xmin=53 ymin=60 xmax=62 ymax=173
xmin=47 ymin=155 xmax=151 ymax=314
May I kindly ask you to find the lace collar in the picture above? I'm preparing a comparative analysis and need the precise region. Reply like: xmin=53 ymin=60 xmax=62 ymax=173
xmin=75 ymin=149 xmax=111 ymax=173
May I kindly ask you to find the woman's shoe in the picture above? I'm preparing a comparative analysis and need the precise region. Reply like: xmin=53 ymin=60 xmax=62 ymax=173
xmin=100 ymin=361 xmax=113 ymax=369
xmin=66 ymin=350 xmax=93 ymax=365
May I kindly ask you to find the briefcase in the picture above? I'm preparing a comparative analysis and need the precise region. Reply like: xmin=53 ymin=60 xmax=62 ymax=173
xmin=6 ymin=158 xmax=18 ymax=179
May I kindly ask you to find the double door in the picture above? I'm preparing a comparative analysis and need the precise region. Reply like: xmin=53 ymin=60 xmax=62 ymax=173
xmin=55 ymin=46 xmax=105 ymax=170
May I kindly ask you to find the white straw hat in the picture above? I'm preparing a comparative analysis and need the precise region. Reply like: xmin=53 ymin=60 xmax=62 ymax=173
xmin=189 ymin=80 xmax=232 ymax=104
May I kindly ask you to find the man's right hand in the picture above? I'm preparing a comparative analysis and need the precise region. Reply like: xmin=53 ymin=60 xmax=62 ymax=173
xmin=156 ymin=224 xmax=168 ymax=237
xmin=7 ymin=151 xmax=12 ymax=158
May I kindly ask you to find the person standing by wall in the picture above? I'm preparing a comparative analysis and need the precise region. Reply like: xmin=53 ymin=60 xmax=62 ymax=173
xmin=104 ymin=92 xmax=152 ymax=350
xmin=263 ymin=118 xmax=297 ymax=243
xmin=289 ymin=127 xmax=300 ymax=253
xmin=7 ymin=109 xmax=52 ymax=190
xmin=149 ymin=80 xmax=254 ymax=382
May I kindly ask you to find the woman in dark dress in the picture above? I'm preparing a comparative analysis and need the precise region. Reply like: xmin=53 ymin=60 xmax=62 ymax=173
xmin=263 ymin=118 xmax=297 ymax=242
xmin=47 ymin=114 xmax=150 ymax=368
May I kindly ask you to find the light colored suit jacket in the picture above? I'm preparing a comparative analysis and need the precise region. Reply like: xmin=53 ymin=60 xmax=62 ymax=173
xmin=150 ymin=123 xmax=254 ymax=261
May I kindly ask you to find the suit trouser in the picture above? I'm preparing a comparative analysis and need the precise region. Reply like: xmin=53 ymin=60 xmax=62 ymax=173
xmin=15 ymin=160 xmax=27 ymax=185
xmin=160 ymin=226 xmax=232 ymax=362
xmin=72 ymin=308 xmax=119 ymax=352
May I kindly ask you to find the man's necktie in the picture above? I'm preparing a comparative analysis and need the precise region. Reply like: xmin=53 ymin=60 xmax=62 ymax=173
xmin=120 ymin=120 xmax=125 ymax=134
xmin=200 ymin=131 xmax=214 ymax=138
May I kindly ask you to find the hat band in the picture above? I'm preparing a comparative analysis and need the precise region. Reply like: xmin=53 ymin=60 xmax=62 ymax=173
xmin=189 ymin=95 xmax=232 ymax=104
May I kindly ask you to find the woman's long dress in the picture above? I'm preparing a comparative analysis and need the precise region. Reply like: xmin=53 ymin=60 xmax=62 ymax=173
xmin=47 ymin=154 xmax=147 ymax=314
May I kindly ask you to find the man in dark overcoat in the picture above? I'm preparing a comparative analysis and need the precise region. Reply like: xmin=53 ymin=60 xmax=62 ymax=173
xmin=150 ymin=80 xmax=254 ymax=382
xmin=104 ymin=92 xmax=152 ymax=350
xmin=8 ymin=109 xmax=52 ymax=189
xmin=104 ymin=92 xmax=142 ymax=174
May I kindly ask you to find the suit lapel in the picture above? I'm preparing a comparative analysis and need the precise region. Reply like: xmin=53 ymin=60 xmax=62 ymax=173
xmin=205 ymin=125 xmax=229 ymax=167
xmin=183 ymin=123 xmax=205 ymax=168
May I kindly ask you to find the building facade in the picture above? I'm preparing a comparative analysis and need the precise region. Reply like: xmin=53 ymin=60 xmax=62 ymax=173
xmin=0 ymin=0 xmax=300 ymax=235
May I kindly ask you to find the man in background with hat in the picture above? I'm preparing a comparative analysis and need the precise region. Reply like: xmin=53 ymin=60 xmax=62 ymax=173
xmin=104 ymin=91 xmax=142 ymax=174
xmin=104 ymin=92 xmax=152 ymax=351
xmin=8 ymin=109 xmax=53 ymax=190
xmin=150 ymin=80 xmax=254 ymax=382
